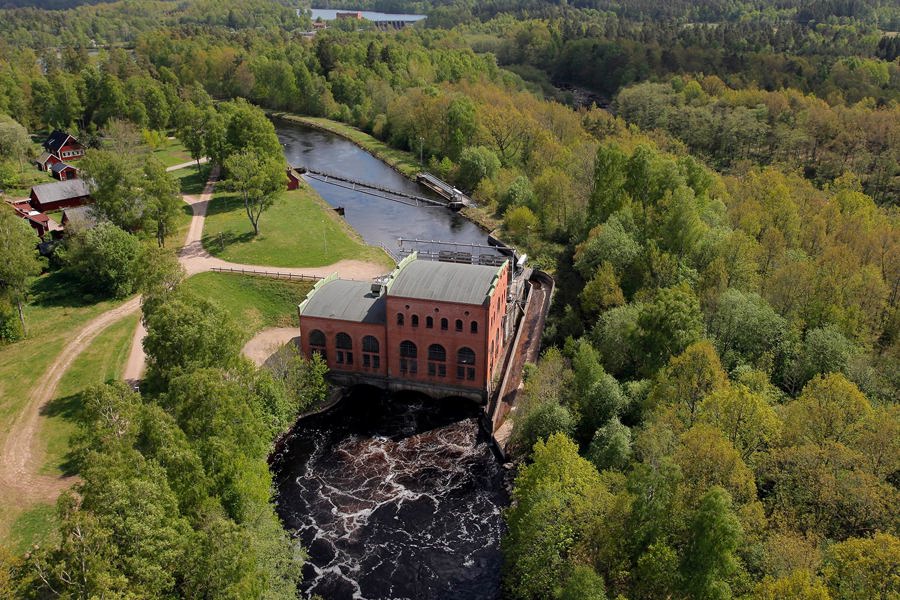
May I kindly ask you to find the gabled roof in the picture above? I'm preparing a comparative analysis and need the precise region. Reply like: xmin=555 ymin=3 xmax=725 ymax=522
xmin=35 ymin=151 xmax=54 ymax=165
xmin=62 ymin=205 xmax=98 ymax=229
xmin=299 ymin=276 xmax=386 ymax=324
xmin=386 ymin=255 xmax=506 ymax=306
xmin=51 ymin=161 xmax=76 ymax=174
xmin=30 ymin=179 xmax=90 ymax=205
xmin=44 ymin=130 xmax=80 ymax=154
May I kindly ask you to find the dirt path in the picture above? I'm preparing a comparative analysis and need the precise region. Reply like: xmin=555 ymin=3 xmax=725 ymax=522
xmin=0 ymin=297 xmax=141 ymax=508
xmin=178 ymin=176 xmax=386 ymax=280
xmin=0 ymin=167 xmax=389 ymax=527
xmin=165 ymin=157 xmax=208 ymax=172
xmin=241 ymin=327 xmax=301 ymax=366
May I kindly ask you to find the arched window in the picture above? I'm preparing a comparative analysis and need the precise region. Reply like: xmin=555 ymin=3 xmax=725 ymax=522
xmin=457 ymin=347 xmax=476 ymax=381
xmin=397 ymin=313 xmax=404 ymax=326
xmin=362 ymin=335 xmax=380 ymax=369
xmin=399 ymin=340 xmax=417 ymax=375
xmin=427 ymin=344 xmax=447 ymax=377
xmin=440 ymin=318 xmax=448 ymax=331
xmin=335 ymin=333 xmax=353 ymax=365
xmin=309 ymin=329 xmax=326 ymax=360
xmin=470 ymin=321 xmax=478 ymax=334
xmin=411 ymin=314 xmax=419 ymax=327
xmin=426 ymin=316 xmax=434 ymax=329
xmin=455 ymin=319 xmax=463 ymax=332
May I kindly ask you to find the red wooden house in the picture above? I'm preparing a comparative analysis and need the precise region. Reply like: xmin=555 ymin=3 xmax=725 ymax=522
xmin=35 ymin=130 xmax=85 ymax=171
xmin=50 ymin=162 xmax=79 ymax=181
xmin=6 ymin=200 xmax=53 ymax=238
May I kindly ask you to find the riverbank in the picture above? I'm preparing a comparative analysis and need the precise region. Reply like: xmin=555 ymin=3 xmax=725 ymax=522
xmin=270 ymin=112 xmax=504 ymax=235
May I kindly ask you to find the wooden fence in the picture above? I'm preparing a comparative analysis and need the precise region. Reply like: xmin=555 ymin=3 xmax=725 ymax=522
xmin=210 ymin=267 xmax=323 ymax=282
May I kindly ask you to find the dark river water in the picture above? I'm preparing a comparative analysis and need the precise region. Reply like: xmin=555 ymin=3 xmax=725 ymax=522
xmin=271 ymin=123 xmax=507 ymax=599
xmin=276 ymin=121 xmax=497 ymax=257
xmin=272 ymin=390 xmax=507 ymax=600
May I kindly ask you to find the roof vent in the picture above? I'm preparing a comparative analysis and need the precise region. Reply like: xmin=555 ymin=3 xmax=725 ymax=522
xmin=371 ymin=282 xmax=383 ymax=295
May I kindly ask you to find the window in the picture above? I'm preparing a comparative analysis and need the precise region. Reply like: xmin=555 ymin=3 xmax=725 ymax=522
xmin=441 ymin=318 xmax=448 ymax=331
xmin=309 ymin=329 xmax=326 ymax=360
xmin=455 ymin=319 xmax=463 ymax=332
xmin=411 ymin=314 xmax=419 ymax=327
xmin=362 ymin=336 xmax=380 ymax=369
xmin=336 ymin=333 xmax=352 ymax=366
xmin=427 ymin=344 xmax=447 ymax=377
xmin=399 ymin=340 xmax=417 ymax=375
xmin=457 ymin=347 xmax=476 ymax=381
xmin=397 ymin=313 xmax=404 ymax=326
xmin=470 ymin=321 xmax=478 ymax=334
xmin=426 ymin=316 xmax=434 ymax=329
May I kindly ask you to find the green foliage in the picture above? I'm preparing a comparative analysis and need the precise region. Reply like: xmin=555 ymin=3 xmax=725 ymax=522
xmin=680 ymin=487 xmax=743 ymax=600
xmin=503 ymin=433 xmax=609 ymax=600
xmin=587 ymin=417 xmax=632 ymax=472
xmin=458 ymin=145 xmax=501 ymax=192
xmin=0 ymin=206 xmax=41 ymax=336
xmin=142 ymin=288 xmax=242 ymax=382
xmin=223 ymin=148 xmax=287 ymax=236
xmin=66 ymin=223 xmax=142 ymax=298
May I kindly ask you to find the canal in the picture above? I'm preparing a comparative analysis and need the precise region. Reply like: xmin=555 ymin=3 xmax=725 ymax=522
xmin=276 ymin=121 xmax=499 ymax=258
xmin=272 ymin=122 xmax=507 ymax=600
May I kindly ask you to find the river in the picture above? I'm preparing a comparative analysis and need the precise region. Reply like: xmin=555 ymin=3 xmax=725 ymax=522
xmin=276 ymin=121 xmax=499 ymax=258
xmin=271 ymin=123 xmax=508 ymax=600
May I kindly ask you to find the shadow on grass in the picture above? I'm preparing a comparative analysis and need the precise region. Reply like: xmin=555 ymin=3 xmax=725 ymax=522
xmin=29 ymin=270 xmax=109 ymax=309
xmin=204 ymin=193 xmax=244 ymax=216
xmin=175 ymin=164 xmax=211 ymax=195
xmin=40 ymin=391 xmax=84 ymax=476
xmin=202 ymin=230 xmax=257 ymax=255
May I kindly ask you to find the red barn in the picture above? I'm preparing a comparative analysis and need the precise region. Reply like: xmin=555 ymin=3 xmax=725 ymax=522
xmin=298 ymin=253 xmax=511 ymax=403
xmin=29 ymin=179 xmax=91 ymax=212
xmin=286 ymin=168 xmax=302 ymax=190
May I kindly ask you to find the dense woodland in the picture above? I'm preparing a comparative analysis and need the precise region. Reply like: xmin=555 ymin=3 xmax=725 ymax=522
xmin=0 ymin=0 xmax=897 ymax=598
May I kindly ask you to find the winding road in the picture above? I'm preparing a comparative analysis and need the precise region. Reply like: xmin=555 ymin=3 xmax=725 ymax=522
xmin=0 ymin=166 xmax=389 ymax=515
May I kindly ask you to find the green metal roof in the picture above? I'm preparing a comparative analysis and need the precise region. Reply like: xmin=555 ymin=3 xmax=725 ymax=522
xmin=298 ymin=278 xmax=386 ymax=323
xmin=387 ymin=257 xmax=506 ymax=306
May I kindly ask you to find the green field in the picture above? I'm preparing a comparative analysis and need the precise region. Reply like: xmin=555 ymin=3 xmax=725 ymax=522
xmin=151 ymin=138 xmax=194 ymax=168
xmin=273 ymin=113 xmax=422 ymax=177
xmin=180 ymin=272 xmax=314 ymax=340
xmin=201 ymin=184 xmax=392 ymax=269
xmin=0 ymin=272 xmax=130 ymax=545
xmin=39 ymin=311 xmax=139 ymax=478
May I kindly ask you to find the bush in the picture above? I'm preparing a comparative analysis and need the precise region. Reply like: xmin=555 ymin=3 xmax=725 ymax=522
xmin=67 ymin=223 xmax=142 ymax=298
xmin=0 ymin=299 xmax=23 ymax=342
xmin=512 ymin=401 xmax=575 ymax=456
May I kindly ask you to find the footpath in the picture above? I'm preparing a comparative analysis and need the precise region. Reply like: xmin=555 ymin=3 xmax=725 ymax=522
xmin=0 ymin=167 xmax=388 ymax=513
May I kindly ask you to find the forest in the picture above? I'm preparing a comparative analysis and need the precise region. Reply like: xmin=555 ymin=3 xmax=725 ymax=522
xmin=0 ymin=0 xmax=897 ymax=597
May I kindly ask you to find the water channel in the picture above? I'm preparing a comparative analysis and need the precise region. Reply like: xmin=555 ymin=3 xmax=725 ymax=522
xmin=271 ymin=122 xmax=507 ymax=600
xmin=276 ymin=121 xmax=499 ymax=258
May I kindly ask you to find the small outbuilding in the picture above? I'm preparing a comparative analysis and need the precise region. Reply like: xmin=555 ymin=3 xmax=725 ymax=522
xmin=50 ymin=161 xmax=78 ymax=181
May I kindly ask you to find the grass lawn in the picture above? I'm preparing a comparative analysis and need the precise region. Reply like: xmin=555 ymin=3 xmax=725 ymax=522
xmin=272 ymin=113 xmax=422 ymax=178
xmin=0 ymin=272 xmax=129 ymax=545
xmin=38 ymin=311 xmax=139 ymax=478
xmin=7 ymin=503 xmax=57 ymax=555
xmin=151 ymin=138 xmax=194 ymax=168
xmin=172 ymin=163 xmax=211 ymax=195
xmin=2 ymin=165 xmax=54 ymax=198
xmin=201 ymin=184 xmax=392 ymax=269
xmin=181 ymin=272 xmax=314 ymax=340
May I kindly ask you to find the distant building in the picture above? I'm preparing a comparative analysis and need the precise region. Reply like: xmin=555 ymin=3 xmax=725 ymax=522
xmin=29 ymin=179 xmax=91 ymax=212
xmin=298 ymin=253 xmax=510 ymax=402
xmin=35 ymin=130 xmax=85 ymax=171
xmin=335 ymin=11 xmax=363 ymax=19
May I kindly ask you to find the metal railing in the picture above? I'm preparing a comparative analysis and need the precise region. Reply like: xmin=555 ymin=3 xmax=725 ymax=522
xmin=210 ymin=266 xmax=323 ymax=281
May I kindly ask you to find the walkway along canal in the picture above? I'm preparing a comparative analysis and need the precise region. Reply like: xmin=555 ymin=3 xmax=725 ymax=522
xmin=270 ymin=120 xmax=553 ymax=599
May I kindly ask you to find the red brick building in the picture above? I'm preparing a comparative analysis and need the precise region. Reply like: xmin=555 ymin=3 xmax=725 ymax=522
xmin=298 ymin=253 xmax=510 ymax=402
